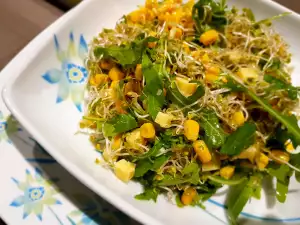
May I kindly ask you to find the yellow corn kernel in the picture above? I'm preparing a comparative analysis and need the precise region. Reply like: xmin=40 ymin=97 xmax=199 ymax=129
xmin=205 ymin=73 xmax=219 ymax=84
xmin=112 ymin=135 xmax=122 ymax=150
xmin=206 ymin=65 xmax=220 ymax=75
xmin=109 ymin=67 xmax=124 ymax=81
xmin=220 ymin=166 xmax=235 ymax=180
xmin=232 ymin=111 xmax=245 ymax=127
xmin=183 ymin=43 xmax=190 ymax=53
xmin=181 ymin=187 xmax=197 ymax=205
xmin=184 ymin=120 xmax=200 ymax=141
xmin=270 ymin=150 xmax=290 ymax=164
xmin=201 ymin=53 xmax=210 ymax=64
xmin=145 ymin=0 xmax=158 ymax=9
xmin=238 ymin=145 xmax=258 ymax=163
xmin=193 ymin=140 xmax=212 ymax=163
xmin=191 ymin=50 xmax=201 ymax=59
xmin=129 ymin=9 xmax=145 ymax=23
xmin=176 ymin=77 xmax=197 ymax=97
xmin=285 ymin=140 xmax=294 ymax=152
xmin=155 ymin=112 xmax=174 ymax=128
xmin=200 ymin=30 xmax=219 ymax=46
xmin=135 ymin=64 xmax=143 ymax=81
xmin=237 ymin=67 xmax=258 ymax=81
xmin=96 ymin=144 xmax=101 ymax=151
xmin=92 ymin=74 xmax=108 ymax=86
xmin=99 ymin=59 xmax=113 ymax=70
xmin=140 ymin=123 xmax=156 ymax=139
xmin=169 ymin=27 xmax=183 ymax=39
xmin=114 ymin=159 xmax=136 ymax=182
xmin=255 ymin=153 xmax=269 ymax=170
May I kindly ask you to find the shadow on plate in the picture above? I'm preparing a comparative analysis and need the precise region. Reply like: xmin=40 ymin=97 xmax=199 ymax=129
xmin=6 ymin=116 xmax=140 ymax=225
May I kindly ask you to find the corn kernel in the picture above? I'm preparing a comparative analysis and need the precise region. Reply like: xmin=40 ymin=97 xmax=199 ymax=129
xmin=140 ymin=123 xmax=156 ymax=139
xmin=114 ymin=159 xmax=136 ymax=182
xmin=232 ymin=111 xmax=245 ymax=127
xmin=285 ymin=140 xmax=294 ymax=152
xmin=206 ymin=66 xmax=220 ymax=75
xmin=169 ymin=27 xmax=183 ymax=39
xmin=255 ymin=153 xmax=269 ymax=170
xmin=145 ymin=0 xmax=158 ymax=9
xmin=99 ymin=60 xmax=113 ymax=70
xmin=184 ymin=120 xmax=200 ymax=141
xmin=96 ymin=144 xmax=101 ymax=151
xmin=109 ymin=67 xmax=124 ymax=81
xmin=129 ymin=10 xmax=144 ymax=23
xmin=181 ymin=187 xmax=197 ymax=205
xmin=112 ymin=135 xmax=122 ymax=150
xmin=103 ymin=150 xmax=118 ymax=162
xmin=93 ymin=74 xmax=108 ymax=86
xmin=205 ymin=73 xmax=219 ymax=84
xmin=155 ymin=112 xmax=174 ymax=128
xmin=193 ymin=140 xmax=212 ymax=163
xmin=220 ymin=166 xmax=235 ymax=180
xmin=176 ymin=77 xmax=197 ymax=97
xmin=135 ymin=64 xmax=143 ymax=81
xmin=125 ymin=129 xmax=146 ymax=150
xmin=200 ymin=30 xmax=219 ymax=46
xmin=237 ymin=67 xmax=258 ymax=81
xmin=270 ymin=150 xmax=290 ymax=164
xmin=183 ymin=43 xmax=190 ymax=53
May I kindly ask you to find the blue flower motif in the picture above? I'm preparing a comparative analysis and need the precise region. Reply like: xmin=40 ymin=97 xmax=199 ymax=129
xmin=10 ymin=168 xmax=62 ymax=221
xmin=0 ymin=111 xmax=19 ymax=144
xmin=42 ymin=32 xmax=88 ymax=112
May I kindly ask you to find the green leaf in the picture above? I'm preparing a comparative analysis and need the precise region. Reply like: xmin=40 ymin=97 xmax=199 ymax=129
xmin=134 ymin=159 xmax=153 ymax=178
xmin=207 ymin=175 xmax=247 ymax=186
xmin=94 ymin=36 xmax=158 ymax=68
xmin=133 ymin=142 xmax=164 ymax=160
xmin=200 ymin=109 xmax=227 ymax=148
xmin=182 ymin=162 xmax=200 ymax=175
xmin=104 ymin=114 xmax=138 ymax=137
xmin=192 ymin=0 xmax=227 ymax=33
xmin=135 ymin=187 xmax=159 ymax=202
xmin=267 ymin=164 xmax=294 ymax=203
xmin=220 ymin=122 xmax=256 ymax=156
xmin=226 ymin=175 xmax=262 ymax=224
xmin=142 ymin=54 xmax=165 ymax=119
xmin=152 ymin=154 xmax=171 ymax=171
xmin=175 ymin=194 xmax=184 ymax=208
xmin=166 ymin=80 xmax=205 ymax=112
xmin=264 ymin=74 xmax=298 ymax=100
xmin=290 ymin=154 xmax=300 ymax=183
xmin=226 ymin=79 xmax=300 ymax=146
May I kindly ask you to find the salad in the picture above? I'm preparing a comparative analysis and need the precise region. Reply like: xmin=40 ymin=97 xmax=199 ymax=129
xmin=80 ymin=0 xmax=300 ymax=224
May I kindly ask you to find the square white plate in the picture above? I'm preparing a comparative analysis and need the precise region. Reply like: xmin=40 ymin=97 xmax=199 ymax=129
xmin=2 ymin=0 xmax=300 ymax=224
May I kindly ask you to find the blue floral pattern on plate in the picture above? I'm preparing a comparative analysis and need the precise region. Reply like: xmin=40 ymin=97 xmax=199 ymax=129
xmin=42 ymin=32 xmax=88 ymax=112
xmin=0 ymin=111 xmax=19 ymax=144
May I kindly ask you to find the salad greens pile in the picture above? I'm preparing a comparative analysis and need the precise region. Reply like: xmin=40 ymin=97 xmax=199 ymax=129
xmin=81 ymin=0 xmax=300 ymax=224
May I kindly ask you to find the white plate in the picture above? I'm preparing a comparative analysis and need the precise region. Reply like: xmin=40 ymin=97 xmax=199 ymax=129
xmin=2 ymin=0 xmax=300 ymax=224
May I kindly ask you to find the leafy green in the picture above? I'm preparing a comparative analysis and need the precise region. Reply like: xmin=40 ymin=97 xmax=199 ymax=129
xmin=135 ymin=187 xmax=159 ymax=202
xmin=133 ymin=142 xmax=164 ymax=160
xmin=290 ymin=154 xmax=300 ymax=183
xmin=267 ymin=164 xmax=293 ymax=203
xmin=142 ymin=54 xmax=165 ymax=119
xmin=182 ymin=162 xmax=199 ymax=175
xmin=220 ymin=122 xmax=256 ymax=156
xmin=255 ymin=12 xmax=291 ymax=26
xmin=103 ymin=114 xmax=138 ymax=137
xmin=264 ymin=74 xmax=298 ymax=100
xmin=226 ymin=175 xmax=262 ymax=224
xmin=166 ymin=80 xmax=205 ymax=112
xmin=207 ymin=175 xmax=247 ymax=186
xmin=93 ymin=36 xmax=157 ymax=68
xmin=200 ymin=109 xmax=227 ymax=148
xmin=226 ymin=79 xmax=300 ymax=145
xmin=175 ymin=194 xmax=184 ymax=207
xmin=134 ymin=154 xmax=171 ymax=178
xmin=192 ymin=0 xmax=227 ymax=33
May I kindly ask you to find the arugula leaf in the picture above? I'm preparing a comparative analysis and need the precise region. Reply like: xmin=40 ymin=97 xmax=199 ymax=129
xmin=166 ymin=80 xmax=205 ymax=111
xmin=134 ymin=154 xmax=171 ymax=177
xmin=133 ymin=142 xmax=164 ymax=160
xmin=200 ymin=109 xmax=227 ymax=148
xmin=94 ymin=36 xmax=157 ymax=68
xmin=182 ymin=162 xmax=199 ymax=175
xmin=220 ymin=122 xmax=256 ymax=156
xmin=264 ymin=74 xmax=298 ymax=100
xmin=103 ymin=114 xmax=138 ymax=137
xmin=290 ymin=154 xmax=300 ymax=183
xmin=226 ymin=175 xmax=262 ymax=224
xmin=226 ymin=79 xmax=300 ymax=145
xmin=134 ymin=159 xmax=153 ymax=178
xmin=192 ymin=0 xmax=227 ymax=33
xmin=142 ymin=54 xmax=165 ymax=119
xmin=135 ymin=187 xmax=159 ymax=202
xmin=175 ymin=194 xmax=185 ymax=207
xmin=267 ymin=164 xmax=293 ymax=203
xmin=207 ymin=175 xmax=247 ymax=186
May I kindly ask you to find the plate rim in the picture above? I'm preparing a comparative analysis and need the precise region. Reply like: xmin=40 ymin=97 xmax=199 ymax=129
xmin=1 ymin=0 xmax=299 ymax=225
